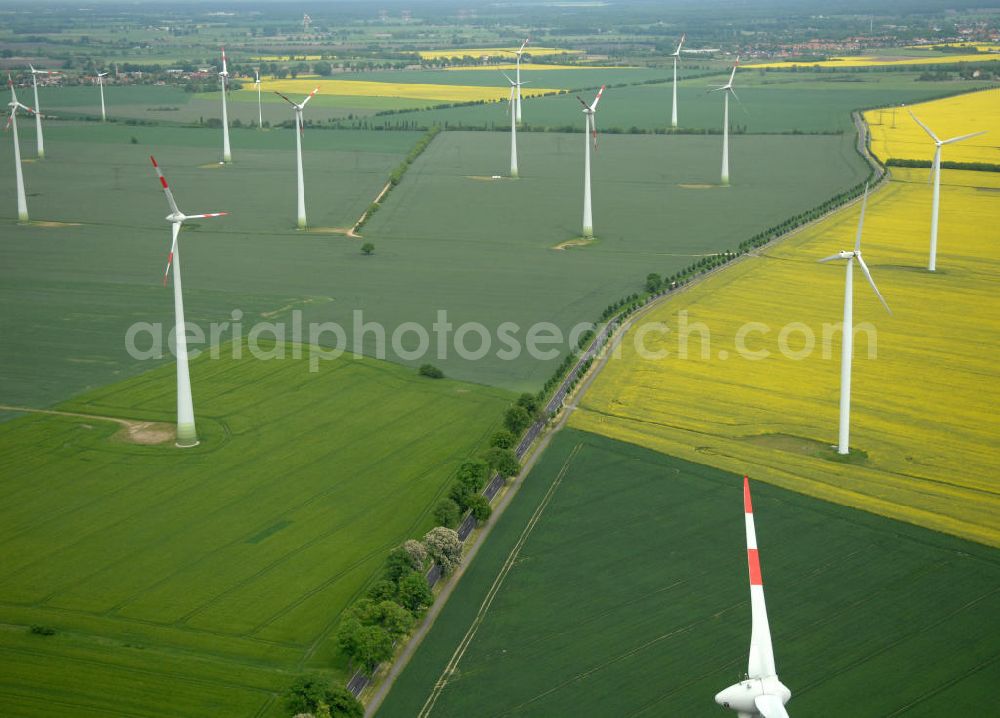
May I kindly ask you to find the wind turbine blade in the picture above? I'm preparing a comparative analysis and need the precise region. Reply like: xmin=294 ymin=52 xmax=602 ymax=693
xmin=856 ymin=255 xmax=892 ymax=315
xmin=519 ymin=38 xmax=529 ymax=54
xmin=163 ymin=224 xmax=179 ymax=287
xmin=854 ymin=184 xmax=869 ymax=252
xmin=908 ymin=111 xmax=940 ymax=144
xmin=4 ymin=112 xmax=12 ymax=132
xmin=221 ymin=46 xmax=228 ymax=75
xmin=590 ymin=84 xmax=606 ymax=111
xmin=817 ymin=253 xmax=845 ymax=263
xmin=150 ymin=155 xmax=180 ymax=216
xmin=500 ymin=70 xmax=515 ymax=85
xmin=274 ymin=90 xmax=297 ymax=107
xmin=590 ymin=113 xmax=598 ymax=151
xmin=942 ymin=129 xmax=986 ymax=145
xmin=299 ymin=87 xmax=319 ymax=107
xmin=744 ymin=477 xmax=778 ymax=680
xmin=728 ymin=56 xmax=739 ymax=85
xmin=754 ymin=694 xmax=790 ymax=718
xmin=575 ymin=95 xmax=590 ymax=109
xmin=929 ymin=149 xmax=939 ymax=185
xmin=183 ymin=212 xmax=228 ymax=220
xmin=729 ymin=87 xmax=748 ymax=115
xmin=676 ymin=33 xmax=686 ymax=54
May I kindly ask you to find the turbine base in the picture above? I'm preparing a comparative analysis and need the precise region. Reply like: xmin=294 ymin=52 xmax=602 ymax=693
xmin=176 ymin=422 xmax=199 ymax=448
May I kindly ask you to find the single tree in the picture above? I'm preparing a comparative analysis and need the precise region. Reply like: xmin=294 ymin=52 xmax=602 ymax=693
xmin=397 ymin=571 xmax=433 ymax=614
xmin=423 ymin=526 xmax=463 ymax=575
xmin=433 ymin=498 xmax=461 ymax=528
xmin=456 ymin=459 xmax=489 ymax=491
xmin=484 ymin=447 xmax=520 ymax=478
xmin=503 ymin=405 xmax=531 ymax=434
xmin=401 ymin=539 xmax=428 ymax=570
xmin=361 ymin=242 xmax=375 ymax=255
xmin=419 ymin=363 xmax=444 ymax=378
xmin=468 ymin=494 xmax=492 ymax=523
xmin=490 ymin=429 xmax=516 ymax=449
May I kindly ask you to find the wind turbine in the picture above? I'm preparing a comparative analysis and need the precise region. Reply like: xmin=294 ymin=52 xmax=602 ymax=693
xmin=669 ymin=34 xmax=685 ymax=128
xmin=150 ymin=156 xmax=227 ymax=447
xmin=254 ymin=69 xmax=262 ymax=128
xmin=576 ymin=86 xmax=605 ymax=238
xmin=275 ymin=88 xmax=319 ymax=228
xmin=818 ymin=185 xmax=891 ymax=455
xmin=6 ymin=74 xmax=35 ymax=222
xmin=97 ymin=71 xmax=108 ymax=121
xmin=28 ymin=65 xmax=57 ymax=159
xmin=219 ymin=47 xmax=232 ymax=163
xmin=513 ymin=38 xmax=529 ymax=123
xmin=501 ymin=71 xmax=527 ymax=177
xmin=710 ymin=56 xmax=740 ymax=186
xmin=908 ymin=111 xmax=986 ymax=272
xmin=715 ymin=476 xmax=793 ymax=718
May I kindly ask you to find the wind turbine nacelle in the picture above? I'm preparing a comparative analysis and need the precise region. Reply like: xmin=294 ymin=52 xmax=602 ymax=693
xmin=714 ymin=677 xmax=790 ymax=715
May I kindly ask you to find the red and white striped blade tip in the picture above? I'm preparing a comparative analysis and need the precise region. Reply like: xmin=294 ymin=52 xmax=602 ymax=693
xmin=162 ymin=252 xmax=173 ymax=286
xmin=743 ymin=475 xmax=753 ymax=513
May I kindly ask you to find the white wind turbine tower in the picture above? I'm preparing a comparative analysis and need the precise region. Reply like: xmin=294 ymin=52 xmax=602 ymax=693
xmin=219 ymin=47 xmax=232 ymax=163
xmin=669 ymin=34 xmax=685 ymax=128
xmin=28 ymin=65 xmax=57 ymax=159
xmin=715 ymin=477 xmax=793 ymax=718
xmin=97 ymin=71 xmax=108 ymax=121
xmin=908 ymin=111 xmax=986 ymax=272
xmin=818 ymin=185 xmax=891 ymax=455
xmin=275 ymin=88 xmax=319 ymax=228
xmin=6 ymin=74 xmax=36 ymax=222
xmin=150 ymin=156 xmax=228 ymax=447
xmin=501 ymin=71 xmax=527 ymax=177
xmin=710 ymin=56 xmax=740 ymax=185
xmin=577 ymin=85 xmax=605 ymax=238
xmin=254 ymin=69 xmax=262 ymax=128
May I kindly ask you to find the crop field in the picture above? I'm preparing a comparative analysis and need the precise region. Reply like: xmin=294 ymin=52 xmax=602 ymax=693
xmin=748 ymin=50 xmax=1000 ymax=69
xmin=371 ymin=71 xmax=986 ymax=133
xmin=864 ymin=88 xmax=1000 ymax=164
xmin=358 ymin=130 xmax=868 ymax=389
xmin=0 ymin=123 xmax=419 ymax=407
xmin=571 ymin=167 xmax=1000 ymax=547
xmin=237 ymin=78 xmax=563 ymax=104
xmin=0 ymin=348 xmax=510 ymax=717
xmin=377 ymin=428 xmax=1000 ymax=717
xmin=0 ymin=123 xmax=868 ymax=403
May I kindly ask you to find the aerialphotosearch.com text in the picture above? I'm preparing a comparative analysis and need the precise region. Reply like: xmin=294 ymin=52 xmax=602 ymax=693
xmin=125 ymin=309 xmax=879 ymax=372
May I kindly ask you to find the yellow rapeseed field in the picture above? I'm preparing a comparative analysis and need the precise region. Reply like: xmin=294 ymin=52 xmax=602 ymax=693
xmin=241 ymin=78 xmax=560 ymax=102
xmin=419 ymin=46 xmax=581 ymax=60
xmin=864 ymin=88 xmax=1000 ymax=165
xmin=571 ymin=167 xmax=1000 ymax=547
xmin=443 ymin=63 xmax=623 ymax=72
xmin=905 ymin=42 xmax=1000 ymax=52
xmin=749 ymin=52 xmax=1000 ymax=69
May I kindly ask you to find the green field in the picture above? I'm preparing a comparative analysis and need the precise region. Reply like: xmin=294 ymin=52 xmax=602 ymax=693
xmin=0 ymin=347 xmax=510 ymax=717
xmin=376 ymin=71 xmax=987 ymax=132
xmin=0 ymin=124 xmax=419 ymax=407
xmin=359 ymin=129 xmax=868 ymax=388
xmin=377 ymin=429 xmax=1000 ymax=717
xmin=1 ymin=123 xmax=868 ymax=404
